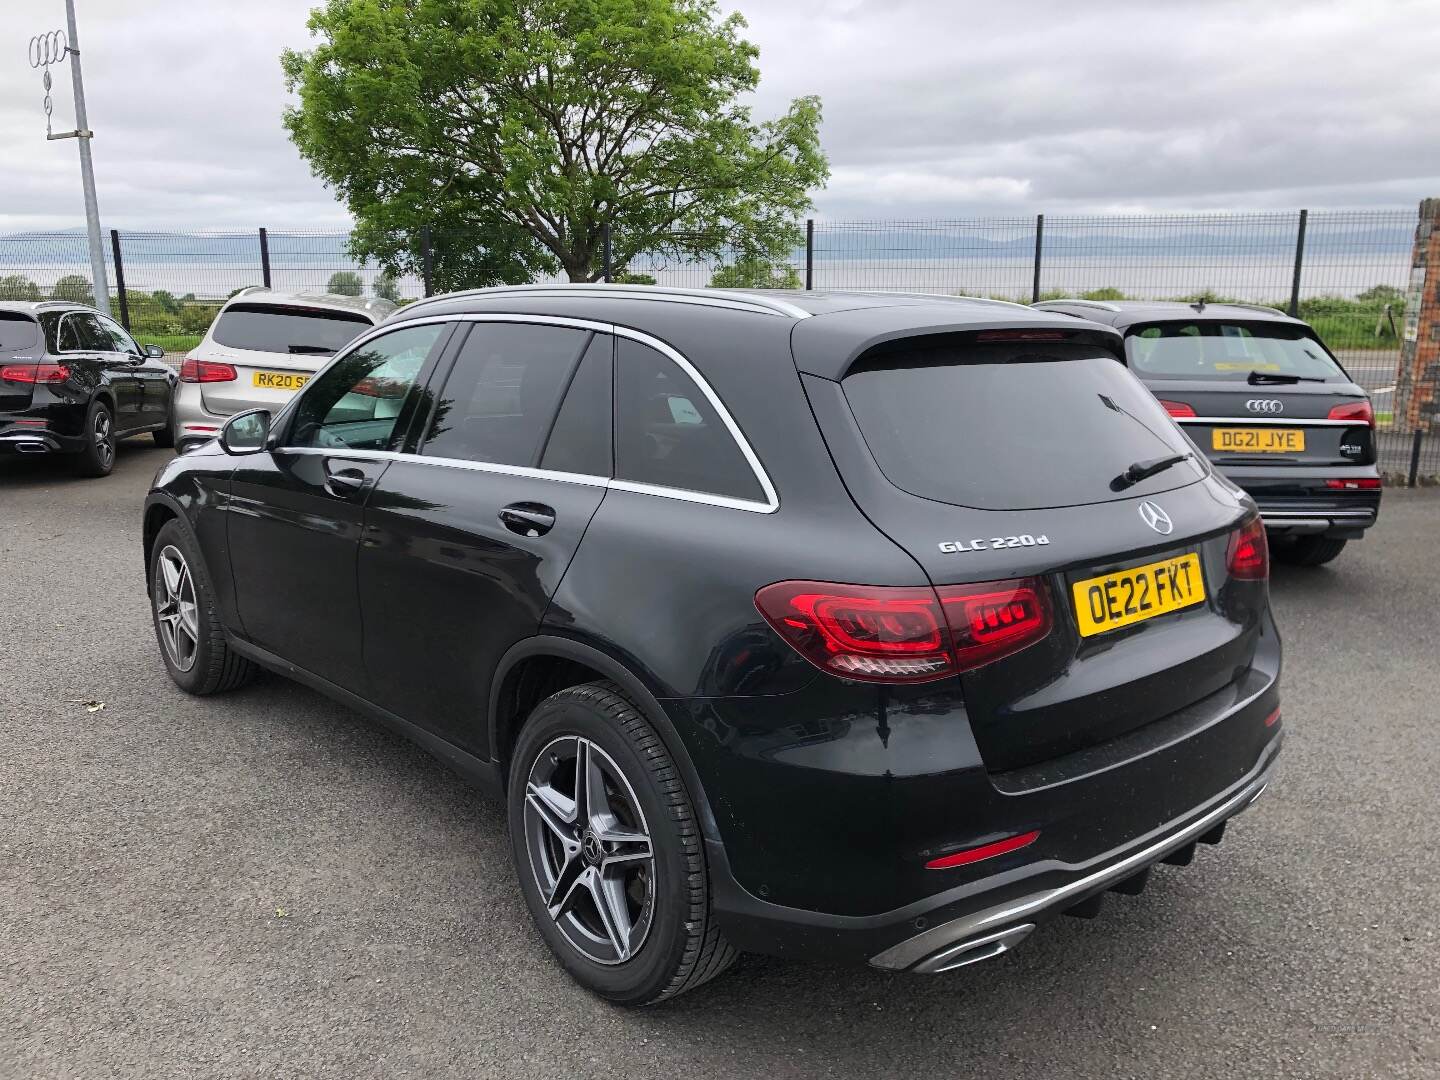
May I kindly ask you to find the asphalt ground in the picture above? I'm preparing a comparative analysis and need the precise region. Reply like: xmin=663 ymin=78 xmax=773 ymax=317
xmin=2 ymin=441 xmax=1437 ymax=1080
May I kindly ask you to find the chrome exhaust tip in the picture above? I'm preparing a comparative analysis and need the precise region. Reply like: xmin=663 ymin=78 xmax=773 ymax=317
xmin=14 ymin=440 xmax=48 ymax=454
xmin=912 ymin=923 xmax=1036 ymax=974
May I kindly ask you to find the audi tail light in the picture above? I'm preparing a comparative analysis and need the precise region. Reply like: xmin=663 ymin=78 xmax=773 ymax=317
xmin=1158 ymin=399 xmax=1196 ymax=419
xmin=1327 ymin=400 xmax=1374 ymax=427
xmin=179 ymin=357 xmax=238 ymax=383
xmin=1226 ymin=517 xmax=1269 ymax=581
xmin=1 ymin=362 xmax=70 ymax=384
xmin=1324 ymin=477 xmax=1381 ymax=490
xmin=755 ymin=578 xmax=1052 ymax=684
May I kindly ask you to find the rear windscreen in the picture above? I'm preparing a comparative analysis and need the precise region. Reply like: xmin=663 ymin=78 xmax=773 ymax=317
xmin=0 ymin=312 xmax=39 ymax=351
xmin=211 ymin=304 xmax=372 ymax=355
xmin=1125 ymin=320 xmax=1345 ymax=381
xmin=842 ymin=342 xmax=1206 ymax=510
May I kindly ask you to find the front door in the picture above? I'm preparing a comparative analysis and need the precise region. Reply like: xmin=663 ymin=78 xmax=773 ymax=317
xmin=358 ymin=322 xmax=613 ymax=752
xmin=226 ymin=322 xmax=450 ymax=691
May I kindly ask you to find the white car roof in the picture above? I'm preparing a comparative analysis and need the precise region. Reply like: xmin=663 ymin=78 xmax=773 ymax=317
xmin=221 ymin=286 xmax=395 ymax=321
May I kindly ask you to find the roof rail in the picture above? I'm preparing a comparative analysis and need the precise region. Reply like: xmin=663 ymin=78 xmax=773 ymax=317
xmin=854 ymin=290 xmax=1032 ymax=310
xmin=1032 ymin=299 xmax=1122 ymax=313
xmin=401 ymin=283 xmax=813 ymax=320
xmin=1223 ymin=302 xmax=1289 ymax=317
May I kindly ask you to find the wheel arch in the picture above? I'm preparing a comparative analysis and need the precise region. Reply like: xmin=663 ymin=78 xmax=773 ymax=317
xmin=141 ymin=493 xmax=185 ymax=582
xmin=489 ymin=635 xmax=721 ymax=844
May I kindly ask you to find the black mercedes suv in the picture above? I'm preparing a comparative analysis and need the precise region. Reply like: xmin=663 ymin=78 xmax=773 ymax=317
xmin=1 ymin=300 xmax=176 ymax=476
xmin=1036 ymin=300 xmax=1379 ymax=565
xmin=142 ymin=286 xmax=1282 ymax=1004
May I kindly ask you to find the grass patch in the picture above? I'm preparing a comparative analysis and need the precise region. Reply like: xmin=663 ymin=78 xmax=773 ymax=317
xmin=132 ymin=333 xmax=202 ymax=354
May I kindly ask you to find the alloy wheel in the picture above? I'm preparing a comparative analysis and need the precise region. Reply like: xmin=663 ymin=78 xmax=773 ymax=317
xmin=93 ymin=408 xmax=114 ymax=469
xmin=522 ymin=735 xmax=655 ymax=965
xmin=153 ymin=545 xmax=200 ymax=672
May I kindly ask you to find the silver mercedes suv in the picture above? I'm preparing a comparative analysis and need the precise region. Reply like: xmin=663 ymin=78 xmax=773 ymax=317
xmin=173 ymin=288 xmax=394 ymax=451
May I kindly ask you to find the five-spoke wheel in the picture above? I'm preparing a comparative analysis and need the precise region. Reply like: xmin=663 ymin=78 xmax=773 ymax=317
xmin=152 ymin=544 xmax=200 ymax=673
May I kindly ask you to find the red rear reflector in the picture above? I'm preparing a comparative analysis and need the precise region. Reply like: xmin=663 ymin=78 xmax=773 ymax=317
xmin=179 ymin=358 xmax=238 ymax=383
xmin=1324 ymin=477 xmax=1381 ymax=490
xmin=1 ymin=362 xmax=69 ymax=384
xmin=1327 ymin=400 xmax=1374 ymax=427
xmin=926 ymin=830 xmax=1041 ymax=870
xmin=1159 ymin=399 xmax=1196 ymax=418
xmin=975 ymin=330 xmax=1066 ymax=342
xmin=1227 ymin=517 xmax=1269 ymax=581
xmin=13 ymin=419 xmax=46 ymax=427
xmin=1264 ymin=708 xmax=1281 ymax=727
xmin=756 ymin=577 xmax=1052 ymax=684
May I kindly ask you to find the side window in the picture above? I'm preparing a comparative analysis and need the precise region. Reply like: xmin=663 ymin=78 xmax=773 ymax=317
xmin=419 ymin=322 xmax=588 ymax=467
xmin=614 ymin=339 xmax=765 ymax=503
xmin=58 ymin=313 xmax=108 ymax=352
xmin=96 ymin=314 xmax=140 ymax=355
xmin=288 ymin=324 xmax=444 ymax=451
xmin=38 ymin=312 xmax=63 ymax=353
xmin=540 ymin=333 xmax=613 ymax=477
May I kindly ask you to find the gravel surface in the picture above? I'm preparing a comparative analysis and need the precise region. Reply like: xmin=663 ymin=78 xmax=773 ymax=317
xmin=2 ymin=442 xmax=1437 ymax=1080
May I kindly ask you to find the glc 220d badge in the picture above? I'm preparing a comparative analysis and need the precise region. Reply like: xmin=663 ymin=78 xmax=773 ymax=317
xmin=938 ymin=534 xmax=1052 ymax=554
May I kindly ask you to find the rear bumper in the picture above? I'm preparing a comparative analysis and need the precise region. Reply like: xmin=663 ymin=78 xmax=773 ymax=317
xmin=1219 ymin=465 xmax=1381 ymax=539
xmin=171 ymin=383 xmax=230 ymax=451
xmin=0 ymin=428 xmax=85 ymax=455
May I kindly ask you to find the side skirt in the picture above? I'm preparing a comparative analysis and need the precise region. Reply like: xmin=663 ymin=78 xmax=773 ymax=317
xmin=224 ymin=631 xmax=504 ymax=800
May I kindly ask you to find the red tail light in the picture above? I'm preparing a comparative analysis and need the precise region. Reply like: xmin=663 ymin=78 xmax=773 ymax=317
xmin=1226 ymin=517 xmax=1269 ymax=581
xmin=925 ymin=830 xmax=1040 ymax=870
xmin=755 ymin=578 xmax=1052 ymax=684
xmin=179 ymin=357 xmax=238 ymax=383
xmin=1327 ymin=400 xmax=1374 ymax=427
xmin=1159 ymin=399 xmax=1196 ymax=419
xmin=1 ymin=362 xmax=70 ymax=384
xmin=1324 ymin=477 xmax=1381 ymax=490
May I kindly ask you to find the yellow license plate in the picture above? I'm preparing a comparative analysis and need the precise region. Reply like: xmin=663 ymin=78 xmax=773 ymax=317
xmin=252 ymin=370 xmax=311 ymax=391
xmin=1212 ymin=427 xmax=1304 ymax=453
xmin=1072 ymin=552 xmax=1206 ymax=637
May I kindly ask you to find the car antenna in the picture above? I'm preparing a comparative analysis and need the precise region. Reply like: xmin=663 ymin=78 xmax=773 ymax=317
xmin=1191 ymin=298 xmax=1207 ymax=312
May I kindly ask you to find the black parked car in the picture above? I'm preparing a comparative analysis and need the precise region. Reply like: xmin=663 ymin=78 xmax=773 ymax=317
xmin=1036 ymin=300 xmax=1379 ymax=565
xmin=143 ymin=286 xmax=1282 ymax=1004
xmin=0 ymin=300 xmax=176 ymax=476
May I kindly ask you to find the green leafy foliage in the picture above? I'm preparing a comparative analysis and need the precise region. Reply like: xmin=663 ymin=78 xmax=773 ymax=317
xmin=709 ymin=257 xmax=800 ymax=289
xmin=613 ymin=272 xmax=657 ymax=285
xmin=1082 ymin=286 xmax=1126 ymax=301
xmin=328 ymin=270 xmax=364 ymax=296
xmin=0 ymin=275 xmax=42 ymax=301
xmin=373 ymin=272 xmax=402 ymax=301
xmin=281 ymin=0 xmax=827 ymax=285
xmin=51 ymin=275 xmax=94 ymax=305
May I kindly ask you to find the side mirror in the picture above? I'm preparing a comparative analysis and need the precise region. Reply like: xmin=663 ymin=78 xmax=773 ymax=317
xmin=220 ymin=409 xmax=272 ymax=455
xmin=143 ymin=344 xmax=166 ymax=358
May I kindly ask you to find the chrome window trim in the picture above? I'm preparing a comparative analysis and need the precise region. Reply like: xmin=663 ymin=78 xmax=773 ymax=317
xmin=53 ymin=310 xmax=115 ymax=356
xmin=1175 ymin=416 xmax=1357 ymax=427
xmin=277 ymin=313 xmax=780 ymax=514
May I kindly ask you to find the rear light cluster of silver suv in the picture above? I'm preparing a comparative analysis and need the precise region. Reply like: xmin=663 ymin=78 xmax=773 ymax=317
xmin=179 ymin=357 xmax=237 ymax=383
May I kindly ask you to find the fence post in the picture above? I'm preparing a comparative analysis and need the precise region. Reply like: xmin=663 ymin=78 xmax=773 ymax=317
xmin=1031 ymin=214 xmax=1044 ymax=304
xmin=805 ymin=219 xmax=815 ymax=291
xmin=421 ymin=227 xmax=434 ymax=297
xmin=602 ymin=223 xmax=613 ymax=283
xmin=109 ymin=229 xmax=130 ymax=332
xmin=1409 ymin=429 xmax=1424 ymax=488
xmin=258 ymin=227 xmax=272 ymax=289
xmin=1288 ymin=208 xmax=1307 ymax=317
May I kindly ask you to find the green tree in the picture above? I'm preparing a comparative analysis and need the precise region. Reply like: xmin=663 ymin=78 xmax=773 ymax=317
xmin=328 ymin=270 xmax=364 ymax=296
xmin=614 ymin=272 xmax=657 ymax=285
xmin=51 ymin=275 xmax=94 ymax=305
xmin=373 ymin=272 xmax=402 ymax=302
xmin=709 ymin=256 xmax=800 ymax=290
xmin=151 ymin=289 xmax=181 ymax=314
xmin=1356 ymin=283 xmax=1405 ymax=305
xmin=282 ymin=0 xmax=827 ymax=286
xmin=0 ymin=275 xmax=42 ymax=301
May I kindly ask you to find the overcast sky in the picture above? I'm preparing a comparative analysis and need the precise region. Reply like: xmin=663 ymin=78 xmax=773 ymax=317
xmin=2 ymin=0 xmax=1437 ymax=232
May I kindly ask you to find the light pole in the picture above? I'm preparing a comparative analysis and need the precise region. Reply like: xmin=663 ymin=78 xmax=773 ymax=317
xmin=28 ymin=0 xmax=111 ymax=316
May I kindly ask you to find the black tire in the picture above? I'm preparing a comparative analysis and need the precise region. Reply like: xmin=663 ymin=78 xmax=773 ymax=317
xmin=72 ymin=398 xmax=116 ymax=477
xmin=148 ymin=518 xmax=256 ymax=695
xmin=1276 ymin=536 xmax=1348 ymax=566
xmin=152 ymin=417 xmax=176 ymax=449
xmin=508 ymin=681 xmax=737 ymax=1005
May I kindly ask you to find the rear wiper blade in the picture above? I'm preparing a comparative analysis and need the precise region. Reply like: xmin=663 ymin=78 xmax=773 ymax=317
xmin=1111 ymin=452 xmax=1192 ymax=492
xmin=1247 ymin=369 xmax=1324 ymax=384
xmin=287 ymin=344 xmax=333 ymax=354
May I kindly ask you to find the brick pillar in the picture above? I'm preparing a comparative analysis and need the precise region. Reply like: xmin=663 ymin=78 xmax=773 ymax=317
xmin=1400 ymin=198 xmax=1440 ymax=430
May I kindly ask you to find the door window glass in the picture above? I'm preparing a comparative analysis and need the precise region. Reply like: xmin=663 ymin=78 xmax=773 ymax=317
xmin=614 ymin=338 xmax=764 ymax=502
xmin=420 ymin=323 xmax=588 ymax=467
xmin=59 ymin=313 xmax=112 ymax=353
xmin=288 ymin=324 xmax=444 ymax=451
xmin=539 ymin=334 xmax=613 ymax=477
xmin=96 ymin=314 xmax=140 ymax=355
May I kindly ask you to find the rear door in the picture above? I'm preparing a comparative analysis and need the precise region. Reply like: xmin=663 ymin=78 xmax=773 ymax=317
xmin=1124 ymin=320 xmax=1374 ymax=468
xmin=200 ymin=303 xmax=375 ymax=415
xmin=356 ymin=321 xmax=612 ymax=753
xmin=804 ymin=332 xmax=1261 ymax=773
xmin=96 ymin=313 xmax=172 ymax=429
xmin=226 ymin=322 xmax=450 ymax=691
xmin=62 ymin=312 xmax=141 ymax=426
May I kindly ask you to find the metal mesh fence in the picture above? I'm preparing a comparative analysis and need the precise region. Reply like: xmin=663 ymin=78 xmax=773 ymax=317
xmin=2 ymin=209 xmax=1436 ymax=480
